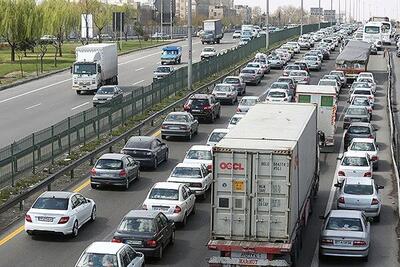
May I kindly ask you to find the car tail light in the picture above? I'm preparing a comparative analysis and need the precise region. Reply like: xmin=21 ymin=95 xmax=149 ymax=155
xmin=204 ymin=105 xmax=212 ymax=110
xmin=174 ymin=206 xmax=182 ymax=213
xmin=364 ymin=172 xmax=372 ymax=177
xmin=146 ymin=240 xmax=158 ymax=248
xmin=90 ymin=168 xmax=96 ymax=176
xmin=58 ymin=216 xmax=70 ymax=224
xmin=119 ymin=169 xmax=127 ymax=177
xmin=353 ymin=240 xmax=367 ymax=246
xmin=25 ymin=214 xmax=32 ymax=222
xmin=338 ymin=197 xmax=345 ymax=204
xmin=283 ymin=97 xmax=288 ymax=101
xmin=371 ymin=155 xmax=378 ymax=161
xmin=338 ymin=171 xmax=345 ymax=176
xmin=320 ymin=239 xmax=333 ymax=245
xmin=207 ymin=164 xmax=212 ymax=171
xmin=112 ymin=237 xmax=122 ymax=243
xmin=368 ymin=96 xmax=373 ymax=99
xmin=371 ymin=198 xmax=379 ymax=205
xmin=142 ymin=204 xmax=147 ymax=210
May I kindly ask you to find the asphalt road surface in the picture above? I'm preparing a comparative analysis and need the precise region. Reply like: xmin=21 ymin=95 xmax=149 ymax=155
xmin=0 ymin=34 xmax=238 ymax=148
xmin=0 ymin=44 xmax=398 ymax=267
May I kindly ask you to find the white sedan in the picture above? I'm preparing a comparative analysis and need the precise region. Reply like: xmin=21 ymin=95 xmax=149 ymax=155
xmin=167 ymin=162 xmax=212 ymax=199
xmin=227 ymin=113 xmax=245 ymax=129
xmin=356 ymin=77 xmax=377 ymax=94
xmin=337 ymin=151 xmax=373 ymax=183
xmin=207 ymin=128 xmax=230 ymax=146
xmin=183 ymin=145 xmax=213 ymax=171
xmin=25 ymin=191 xmax=96 ymax=237
xmin=347 ymin=138 xmax=379 ymax=170
xmin=142 ymin=182 xmax=195 ymax=226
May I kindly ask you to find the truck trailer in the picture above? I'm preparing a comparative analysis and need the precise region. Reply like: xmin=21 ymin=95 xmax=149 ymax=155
xmin=208 ymin=103 xmax=320 ymax=266
xmin=202 ymin=19 xmax=224 ymax=44
xmin=72 ymin=43 xmax=118 ymax=94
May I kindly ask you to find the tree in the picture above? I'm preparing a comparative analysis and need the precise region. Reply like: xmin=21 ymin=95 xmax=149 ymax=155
xmin=92 ymin=1 xmax=112 ymax=43
xmin=118 ymin=3 xmax=138 ymax=41
xmin=78 ymin=0 xmax=98 ymax=44
xmin=0 ymin=0 xmax=21 ymax=61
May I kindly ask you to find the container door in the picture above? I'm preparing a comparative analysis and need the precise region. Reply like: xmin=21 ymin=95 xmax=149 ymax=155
xmin=251 ymin=153 xmax=291 ymax=241
xmin=213 ymin=151 xmax=252 ymax=239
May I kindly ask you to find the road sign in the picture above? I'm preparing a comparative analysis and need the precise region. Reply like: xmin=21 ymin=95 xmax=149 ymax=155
xmin=310 ymin=7 xmax=323 ymax=16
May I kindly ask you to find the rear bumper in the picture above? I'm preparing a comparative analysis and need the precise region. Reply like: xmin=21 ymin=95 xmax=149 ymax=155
xmin=338 ymin=205 xmax=380 ymax=217
xmin=91 ymin=177 xmax=126 ymax=186
xmin=320 ymin=246 xmax=369 ymax=258
xmin=161 ymin=129 xmax=191 ymax=137
xmin=25 ymin=222 xmax=73 ymax=235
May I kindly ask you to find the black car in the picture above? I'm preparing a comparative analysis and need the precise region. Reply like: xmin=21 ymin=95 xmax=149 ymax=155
xmin=344 ymin=122 xmax=376 ymax=150
xmin=121 ymin=136 xmax=168 ymax=169
xmin=183 ymin=94 xmax=221 ymax=122
xmin=112 ymin=210 xmax=175 ymax=259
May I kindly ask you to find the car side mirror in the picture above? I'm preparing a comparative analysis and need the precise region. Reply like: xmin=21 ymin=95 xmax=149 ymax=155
xmin=334 ymin=183 xmax=342 ymax=188
xmin=97 ymin=65 xmax=102 ymax=73
xmin=337 ymin=153 xmax=343 ymax=160
xmin=377 ymin=185 xmax=384 ymax=190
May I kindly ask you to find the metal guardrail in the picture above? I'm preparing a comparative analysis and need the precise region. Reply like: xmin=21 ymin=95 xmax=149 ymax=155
xmin=0 ymin=23 xmax=330 ymax=190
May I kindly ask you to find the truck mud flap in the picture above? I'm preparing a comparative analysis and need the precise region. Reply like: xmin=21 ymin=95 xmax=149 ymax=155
xmin=208 ymin=256 xmax=289 ymax=266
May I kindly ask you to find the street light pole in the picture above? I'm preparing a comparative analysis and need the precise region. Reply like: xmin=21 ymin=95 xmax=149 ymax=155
xmin=161 ymin=0 xmax=164 ymax=35
xmin=338 ymin=0 xmax=341 ymax=24
xmin=330 ymin=0 xmax=333 ymax=26
xmin=266 ymin=0 xmax=269 ymax=49
xmin=300 ymin=0 xmax=303 ymax=35
xmin=170 ymin=0 xmax=173 ymax=39
xmin=187 ymin=0 xmax=192 ymax=90
xmin=319 ymin=0 xmax=321 ymax=30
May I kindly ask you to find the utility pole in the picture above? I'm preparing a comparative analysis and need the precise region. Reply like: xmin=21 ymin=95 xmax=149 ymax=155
xmin=161 ymin=0 xmax=164 ymax=36
xmin=188 ymin=0 xmax=192 ymax=90
xmin=330 ymin=0 xmax=333 ymax=26
xmin=344 ymin=0 xmax=347 ymax=24
xmin=319 ymin=0 xmax=321 ymax=30
xmin=349 ymin=0 xmax=352 ymax=22
xmin=266 ymin=0 xmax=269 ymax=49
xmin=170 ymin=0 xmax=173 ymax=39
xmin=338 ymin=0 xmax=341 ymax=24
xmin=300 ymin=0 xmax=303 ymax=35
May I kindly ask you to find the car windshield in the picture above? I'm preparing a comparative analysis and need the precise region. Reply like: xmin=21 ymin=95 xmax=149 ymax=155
xmin=268 ymin=91 xmax=286 ymax=98
xmin=171 ymin=167 xmax=202 ymax=178
xmin=73 ymin=63 xmax=96 ymax=75
xmin=291 ymin=71 xmax=306 ymax=77
xmin=353 ymin=90 xmax=371 ymax=96
xmin=76 ymin=253 xmax=118 ymax=267
xmin=277 ymin=78 xmax=292 ymax=84
xmin=189 ymin=99 xmax=209 ymax=107
xmin=365 ymin=26 xmax=380 ymax=34
xmin=350 ymin=142 xmax=375 ymax=151
xmin=241 ymin=69 xmax=256 ymax=74
xmin=304 ymin=56 xmax=318 ymax=61
xmin=126 ymin=139 xmax=152 ymax=149
xmin=149 ymin=188 xmax=179 ymax=200
xmin=95 ymin=159 xmax=123 ymax=170
xmin=326 ymin=217 xmax=363 ymax=231
xmin=342 ymin=156 xmax=369 ymax=166
xmin=156 ymin=66 xmax=171 ymax=73
xmin=346 ymin=107 xmax=367 ymax=115
xmin=358 ymin=78 xmax=372 ymax=83
xmin=240 ymin=98 xmax=257 ymax=106
xmin=224 ymin=78 xmax=239 ymax=84
xmin=214 ymin=85 xmax=232 ymax=92
xmin=32 ymin=197 xmax=69 ymax=210
xmin=344 ymin=184 xmax=374 ymax=195
xmin=118 ymin=217 xmax=156 ymax=233
xmin=165 ymin=114 xmax=188 ymax=122
xmin=285 ymin=65 xmax=299 ymax=70
xmin=97 ymin=87 xmax=115 ymax=95
xmin=352 ymin=83 xmax=370 ymax=89
xmin=203 ymin=48 xmax=215 ymax=52
xmin=352 ymin=98 xmax=369 ymax=106
xmin=209 ymin=132 xmax=227 ymax=142
xmin=186 ymin=149 xmax=212 ymax=160
xmin=230 ymin=116 xmax=242 ymax=125
xmin=347 ymin=126 xmax=371 ymax=134
xmin=271 ymin=83 xmax=288 ymax=89
xmin=247 ymin=63 xmax=260 ymax=68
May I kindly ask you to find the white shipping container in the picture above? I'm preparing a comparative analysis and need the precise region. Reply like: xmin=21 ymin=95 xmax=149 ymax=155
xmin=211 ymin=103 xmax=319 ymax=243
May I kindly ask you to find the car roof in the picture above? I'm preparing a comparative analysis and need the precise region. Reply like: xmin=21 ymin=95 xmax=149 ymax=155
xmin=99 ymin=153 xmax=126 ymax=160
xmin=343 ymin=150 xmax=368 ymax=157
xmin=344 ymin=177 xmax=373 ymax=186
xmin=189 ymin=93 xmax=210 ymax=99
xmin=175 ymin=162 xmax=204 ymax=168
xmin=329 ymin=209 xmax=363 ymax=218
xmin=232 ymin=113 xmax=246 ymax=118
xmin=211 ymin=128 xmax=230 ymax=134
xmin=269 ymin=88 xmax=288 ymax=92
xmin=351 ymin=138 xmax=375 ymax=144
xmin=128 ymin=136 xmax=155 ymax=143
xmin=124 ymin=209 xmax=160 ymax=219
xmin=40 ymin=191 xmax=74 ymax=199
xmin=153 ymin=181 xmax=181 ymax=190
xmin=241 ymin=96 xmax=259 ymax=100
xmin=167 ymin=111 xmax=190 ymax=116
xmin=349 ymin=122 xmax=372 ymax=127
xmin=188 ymin=145 xmax=212 ymax=151
xmin=85 ymin=242 xmax=124 ymax=254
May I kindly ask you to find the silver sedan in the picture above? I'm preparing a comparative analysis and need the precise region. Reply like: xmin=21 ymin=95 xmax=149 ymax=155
xmin=93 ymin=86 xmax=123 ymax=107
xmin=161 ymin=112 xmax=199 ymax=140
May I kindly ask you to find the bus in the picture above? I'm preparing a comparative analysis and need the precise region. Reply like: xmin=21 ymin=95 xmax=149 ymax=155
xmin=370 ymin=16 xmax=392 ymax=43
xmin=363 ymin=21 xmax=383 ymax=50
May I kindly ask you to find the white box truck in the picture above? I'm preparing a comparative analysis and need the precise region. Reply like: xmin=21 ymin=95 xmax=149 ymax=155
xmin=201 ymin=19 xmax=224 ymax=44
xmin=208 ymin=103 xmax=320 ymax=267
xmin=72 ymin=43 xmax=118 ymax=94
xmin=295 ymin=85 xmax=338 ymax=147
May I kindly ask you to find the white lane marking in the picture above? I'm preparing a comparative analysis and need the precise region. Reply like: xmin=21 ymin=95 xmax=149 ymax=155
xmin=132 ymin=80 xmax=145 ymax=86
xmin=71 ymin=102 xmax=90 ymax=110
xmin=0 ymin=78 xmax=71 ymax=104
xmin=25 ymin=103 xmax=41 ymax=110
xmin=135 ymin=67 xmax=145 ymax=71
xmin=119 ymin=51 xmax=162 ymax=66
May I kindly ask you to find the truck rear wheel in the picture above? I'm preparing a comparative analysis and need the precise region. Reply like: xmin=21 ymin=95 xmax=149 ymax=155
xmin=217 ymin=39 xmax=220 ymax=44
xmin=76 ymin=90 xmax=81 ymax=95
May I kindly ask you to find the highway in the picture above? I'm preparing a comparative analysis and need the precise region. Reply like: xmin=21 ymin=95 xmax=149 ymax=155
xmin=0 ymin=44 xmax=398 ymax=267
xmin=0 ymin=34 xmax=238 ymax=148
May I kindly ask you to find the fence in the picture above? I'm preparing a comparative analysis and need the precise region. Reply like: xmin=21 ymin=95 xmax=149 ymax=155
xmin=0 ymin=23 xmax=329 ymax=188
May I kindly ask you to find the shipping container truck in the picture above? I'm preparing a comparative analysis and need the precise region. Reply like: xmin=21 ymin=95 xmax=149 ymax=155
xmin=296 ymin=85 xmax=338 ymax=147
xmin=202 ymin=19 xmax=224 ymax=44
xmin=208 ymin=103 xmax=320 ymax=267
xmin=72 ymin=43 xmax=118 ymax=94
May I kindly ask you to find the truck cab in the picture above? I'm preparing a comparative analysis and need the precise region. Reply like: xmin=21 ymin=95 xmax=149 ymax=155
xmin=161 ymin=46 xmax=182 ymax=65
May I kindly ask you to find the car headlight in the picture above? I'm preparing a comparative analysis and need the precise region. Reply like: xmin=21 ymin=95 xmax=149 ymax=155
xmin=106 ymin=97 xmax=112 ymax=100
xmin=93 ymin=97 xmax=98 ymax=101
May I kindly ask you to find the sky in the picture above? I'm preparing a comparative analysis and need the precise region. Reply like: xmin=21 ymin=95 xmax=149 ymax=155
xmin=234 ymin=0 xmax=400 ymax=22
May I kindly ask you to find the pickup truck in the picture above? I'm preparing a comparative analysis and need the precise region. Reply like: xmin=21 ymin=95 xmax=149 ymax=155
xmin=161 ymin=46 xmax=182 ymax=65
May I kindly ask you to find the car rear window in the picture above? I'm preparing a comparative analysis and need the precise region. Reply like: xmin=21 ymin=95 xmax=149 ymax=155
xmin=118 ymin=217 xmax=156 ymax=233
xmin=209 ymin=132 xmax=227 ymax=142
xmin=285 ymin=65 xmax=299 ymax=70
xmin=149 ymin=188 xmax=179 ymax=200
xmin=214 ymin=85 xmax=232 ymax=92
xmin=342 ymin=156 xmax=369 ymax=166
xmin=165 ymin=114 xmax=188 ymax=122
xmin=240 ymin=98 xmax=257 ymax=106
xmin=347 ymin=126 xmax=371 ymax=134
xmin=186 ymin=149 xmax=212 ymax=160
xmin=344 ymin=184 xmax=373 ymax=195
xmin=76 ymin=253 xmax=118 ymax=267
xmin=346 ymin=107 xmax=367 ymax=115
xmin=95 ymin=159 xmax=123 ymax=170
xmin=271 ymin=83 xmax=288 ymax=89
xmin=268 ymin=91 xmax=286 ymax=98
xmin=224 ymin=78 xmax=239 ymax=84
xmin=32 ymin=197 xmax=69 ymax=210
xmin=241 ymin=69 xmax=256 ymax=74
xmin=189 ymin=99 xmax=209 ymax=107
xmin=350 ymin=142 xmax=375 ymax=151
xmin=354 ymin=90 xmax=371 ymax=95
xmin=326 ymin=217 xmax=363 ymax=231
xmin=126 ymin=139 xmax=152 ymax=149
xmin=319 ymin=80 xmax=335 ymax=86
xmin=171 ymin=167 xmax=202 ymax=178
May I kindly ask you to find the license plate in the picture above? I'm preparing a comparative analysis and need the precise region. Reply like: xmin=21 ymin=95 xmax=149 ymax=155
xmin=153 ymin=207 xmax=169 ymax=211
xmin=126 ymin=240 xmax=142 ymax=245
xmin=334 ymin=240 xmax=352 ymax=246
xmin=37 ymin=216 xmax=54 ymax=222
xmin=170 ymin=126 xmax=180 ymax=130
xmin=192 ymin=109 xmax=200 ymax=112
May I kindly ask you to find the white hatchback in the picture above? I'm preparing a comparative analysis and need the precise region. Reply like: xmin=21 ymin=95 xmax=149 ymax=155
xmin=337 ymin=151 xmax=373 ymax=183
xmin=143 ymin=182 xmax=195 ymax=225
xmin=183 ymin=145 xmax=213 ymax=171
xmin=25 ymin=191 xmax=96 ymax=237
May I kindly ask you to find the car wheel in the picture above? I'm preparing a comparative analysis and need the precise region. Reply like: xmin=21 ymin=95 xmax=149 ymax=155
xmin=161 ymin=134 xmax=166 ymax=140
xmin=90 ymin=206 xmax=96 ymax=222
xmin=170 ymin=230 xmax=175 ymax=245
xmin=362 ymin=254 xmax=369 ymax=262
xmin=153 ymin=157 xmax=158 ymax=169
xmin=125 ymin=178 xmax=130 ymax=190
xmin=374 ymin=213 xmax=380 ymax=222
xmin=157 ymin=245 xmax=163 ymax=260
xmin=76 ymin=90 xmax=81 ymax=95
xmin=90 ymin=183 xmax=97 ymax=189
xmin=164 ymin=150 xmax=169 ymax=162
xmin=181 ymin=212 xmax=187 ymax=226
xmin=187 ymin=132 xmax=192 ymax=141
xmin=71 ymin=221 xmax=79 ymax=237
xmin=191 ymin=203 xmax=196 ymax=215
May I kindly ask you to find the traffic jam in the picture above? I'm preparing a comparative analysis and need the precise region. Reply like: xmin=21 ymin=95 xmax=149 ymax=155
xmin=21 ymin=23 xmax=389 ymax=267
